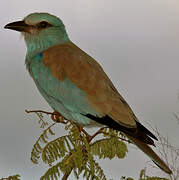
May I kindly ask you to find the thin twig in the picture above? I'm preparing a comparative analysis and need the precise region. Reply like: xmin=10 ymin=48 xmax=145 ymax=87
xmin=25 ymin=109 xmax=58 ymax=115
xmin=62 ymin=168 xmax=73 ymax=180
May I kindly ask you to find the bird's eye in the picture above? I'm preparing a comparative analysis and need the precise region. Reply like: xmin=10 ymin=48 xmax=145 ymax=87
xmin=38 ymin=21 xmax=51 ymax=29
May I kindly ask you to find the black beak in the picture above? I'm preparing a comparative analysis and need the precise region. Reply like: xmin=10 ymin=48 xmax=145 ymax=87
xmin=4 ymin=20 xmax=29 ymax=32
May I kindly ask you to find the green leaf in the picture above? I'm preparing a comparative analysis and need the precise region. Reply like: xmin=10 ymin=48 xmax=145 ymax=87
xmin=90 ymin=137 xmax=128 ymax=159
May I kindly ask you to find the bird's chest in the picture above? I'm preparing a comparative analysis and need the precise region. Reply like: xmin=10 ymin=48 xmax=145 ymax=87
xmin=26 ymin=53 xmax=94 ymax=115
xmin=28 ymin=54 xmax=74 ymax=101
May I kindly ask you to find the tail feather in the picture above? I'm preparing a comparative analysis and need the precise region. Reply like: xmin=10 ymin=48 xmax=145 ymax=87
xmin=84 ymin=113 xmax=172 ymax=174
xmin=126 ymin=134 xmax=172 ymax=174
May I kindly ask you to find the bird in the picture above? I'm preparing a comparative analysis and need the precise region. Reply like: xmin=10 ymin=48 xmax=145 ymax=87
xmin=4 ymin=12 xmax=172 ymax=174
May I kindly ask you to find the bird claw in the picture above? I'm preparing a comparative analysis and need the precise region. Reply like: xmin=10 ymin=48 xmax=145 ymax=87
xmin=75 ymin=125 xmax=91 ymax=142
xmin=51 ymin=111 xmax=66 ymax=124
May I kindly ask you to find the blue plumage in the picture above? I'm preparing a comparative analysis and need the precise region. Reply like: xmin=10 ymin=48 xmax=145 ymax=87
xmin=30 ymin=53 xmax=98 ymax=125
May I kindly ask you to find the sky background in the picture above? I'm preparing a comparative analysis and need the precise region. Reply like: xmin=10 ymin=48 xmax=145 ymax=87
xmin=0 ymin=0 xmax=179 ymax=179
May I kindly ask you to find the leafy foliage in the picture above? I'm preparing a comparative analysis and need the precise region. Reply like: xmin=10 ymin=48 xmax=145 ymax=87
xmin=2 ymin=109 xmax=174 ymax=180
xmin=26 ymin=110 xmax=173 ymax=180
xmin=91 ymin=137 xmax=127 ymax=159
xmin=31 ymin=122 xmax=56 ymax=164
xmin=0 ymin=175 xmax=20 ymax=180
xmin=28 ymin=110 xmax=128 ymax=180
xmin=39 ymin=120 xmax=116 ymax=180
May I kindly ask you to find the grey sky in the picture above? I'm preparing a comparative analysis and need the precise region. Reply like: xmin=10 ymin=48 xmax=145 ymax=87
xmin=0 ymin=0 xmax=179 ymax=179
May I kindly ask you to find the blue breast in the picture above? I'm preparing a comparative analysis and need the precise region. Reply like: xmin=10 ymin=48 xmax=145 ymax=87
xmin=28 ymin=53 xmax=99 ymax=125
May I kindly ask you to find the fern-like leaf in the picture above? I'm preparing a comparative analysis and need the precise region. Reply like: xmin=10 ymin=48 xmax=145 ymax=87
xmin=40 ymin=162 xmax=61 ymax=180
xmin=90 ymin=137 xmax=128 ymax=159
xmin=31 ymin=125 xmax=56 ymax=164
xmin=42 ymin=136 xmax=69 ymax=165
xmin=0 ymin=175 xmax=20 ymax=180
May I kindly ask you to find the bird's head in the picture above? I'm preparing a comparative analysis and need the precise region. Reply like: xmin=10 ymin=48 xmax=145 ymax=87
xmin=4 ymin=13 xmax=70 ymax=56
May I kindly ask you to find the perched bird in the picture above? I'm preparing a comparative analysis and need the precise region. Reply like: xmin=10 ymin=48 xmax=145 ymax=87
xmin=4 ymin=12 xmax=172 ymax=174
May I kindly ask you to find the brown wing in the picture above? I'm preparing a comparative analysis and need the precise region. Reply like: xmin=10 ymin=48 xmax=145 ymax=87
xmin=43 ymin=41 xmax=137 ymax=128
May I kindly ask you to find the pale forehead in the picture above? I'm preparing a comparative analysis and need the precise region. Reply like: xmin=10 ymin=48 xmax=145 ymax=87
xmin=24 ymin=13 xmax=64 ymax=26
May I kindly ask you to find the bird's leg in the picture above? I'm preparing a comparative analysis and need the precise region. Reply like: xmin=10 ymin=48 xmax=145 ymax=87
xmin=75 ymin=125 xmax=92 ymax=142
xmin=75 ymin=126 xmax=106 ymax=143
xmin=88 ymin=127 xmax=105 ymax=142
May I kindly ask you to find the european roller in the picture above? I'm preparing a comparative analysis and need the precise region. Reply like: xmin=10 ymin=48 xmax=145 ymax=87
xmin=4 ymin=12 xmax=172 ymax=174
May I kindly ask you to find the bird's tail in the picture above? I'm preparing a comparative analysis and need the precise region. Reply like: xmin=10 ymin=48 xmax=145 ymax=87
xmin=126 ymin=134 xmax=172 ymax=174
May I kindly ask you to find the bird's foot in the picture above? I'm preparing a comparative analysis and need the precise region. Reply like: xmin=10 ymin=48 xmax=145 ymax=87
xmin=76 ymin=125 xmax=92 ymax=142
xmin=51 ymin=111 xmax=66 ymax=124
xmin=76 ymin=126 xmax=105 ymax=143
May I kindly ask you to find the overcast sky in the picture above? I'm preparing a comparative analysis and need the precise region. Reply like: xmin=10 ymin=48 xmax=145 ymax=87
xmin=0 ymin=0 xmax=179 ymax=179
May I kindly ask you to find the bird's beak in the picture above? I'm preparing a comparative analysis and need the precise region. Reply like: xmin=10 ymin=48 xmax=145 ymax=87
xmin=4 ymin=20 xmax=30 ymax=32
